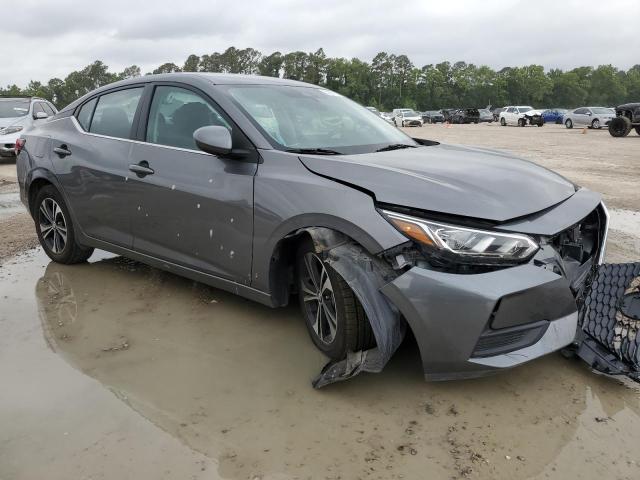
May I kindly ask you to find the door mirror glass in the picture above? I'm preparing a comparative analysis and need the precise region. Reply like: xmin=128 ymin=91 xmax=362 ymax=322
xmin=34 ymin=111 xmax=48 ymax=120
xmin=193 ymin=126 xmax=232 ymax=156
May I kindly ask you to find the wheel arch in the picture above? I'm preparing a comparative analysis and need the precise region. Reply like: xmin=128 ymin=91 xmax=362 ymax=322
xmin=263 ymin=215 xmax=388 ymax=307
xmin=26 ymin=169 xmax=62 ymax=218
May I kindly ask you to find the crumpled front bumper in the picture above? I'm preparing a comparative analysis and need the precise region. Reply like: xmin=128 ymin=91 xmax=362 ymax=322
xmin=381 ymin=263 xmax=580 ymax=380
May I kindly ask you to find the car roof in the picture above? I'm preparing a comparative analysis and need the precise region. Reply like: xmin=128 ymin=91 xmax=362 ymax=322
xmin=60 ymin=73 xmax=320 ymax=112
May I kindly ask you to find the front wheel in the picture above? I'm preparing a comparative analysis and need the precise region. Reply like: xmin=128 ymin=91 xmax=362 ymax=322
xmin=34 ymin=185 xmax=94 ymax=264
xmin=591 ymin=119 xmax=601 ymax=129
xmin=518 ymin=118 xmax=526 ymax=127
xmin=608 ymin=116 xmax=631 ymax=137
xmin=565 ymin=119 xmax=573 ymax=129
xmin=296 ymin=240 xmax=374 ymax=360
xmin=500 ymin=117 xmax=506 ymax=126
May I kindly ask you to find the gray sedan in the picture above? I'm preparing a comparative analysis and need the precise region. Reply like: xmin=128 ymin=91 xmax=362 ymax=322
xmin=564 ymin=106 xmax=616 ymax=129
xmin=17 ymin=73 xmax=608 ymax=386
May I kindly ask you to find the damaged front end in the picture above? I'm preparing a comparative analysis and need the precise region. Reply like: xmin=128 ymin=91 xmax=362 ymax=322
xmin=304 ymin=198 xmax=640 ymax=388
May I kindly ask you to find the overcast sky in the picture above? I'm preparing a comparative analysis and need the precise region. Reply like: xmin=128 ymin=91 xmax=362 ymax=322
xmin=4 ymin=0 xmax=639 ymax=86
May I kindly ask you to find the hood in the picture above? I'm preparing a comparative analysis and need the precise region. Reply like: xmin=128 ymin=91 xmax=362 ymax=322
xmin=524 ymin=109 xmax=544 ymax=116
xmin=0 ymin=117 xmax=24 ymax=129
xmin=299 ymin=144 xmax=576 ymax=222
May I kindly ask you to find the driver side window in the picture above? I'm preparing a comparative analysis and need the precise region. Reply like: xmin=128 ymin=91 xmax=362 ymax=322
xmin=146 ymin=86 xmax=229 ymax=150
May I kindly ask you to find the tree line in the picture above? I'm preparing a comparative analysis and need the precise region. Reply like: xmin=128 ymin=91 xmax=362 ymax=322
xmin=2 ymin=47 xmax=639 ymax=111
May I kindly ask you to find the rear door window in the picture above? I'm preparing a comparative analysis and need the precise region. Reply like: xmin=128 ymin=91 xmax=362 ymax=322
xmin=145 ymin=85 xmax=229 ymax=150
xmin=89 ymin=88 xmax=144 ymax=139
xmin=76 ymin=98 xmax=97 ymax=131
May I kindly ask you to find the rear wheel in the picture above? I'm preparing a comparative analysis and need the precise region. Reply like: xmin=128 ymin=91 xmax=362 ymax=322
xmin=296 ymin=240 xmax=374 ymax=360
xmin=565 ymin=119 xmax=573 ymax=129
xmin=608 ymin=116 xmax=632 ymax=137
xmin=34 ymin=185 xmax=94 ymax=264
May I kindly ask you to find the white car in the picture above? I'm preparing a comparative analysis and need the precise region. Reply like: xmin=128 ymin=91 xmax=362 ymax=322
xmin=393 ymin=110 xmax=424 ymax=127
xmin=499 ymin=105 xmax=544 ymax=127
xmin=563 ymin=107 xmax=616 ymax=130
xmin=0 ymin=96 xmax=57 ymax=158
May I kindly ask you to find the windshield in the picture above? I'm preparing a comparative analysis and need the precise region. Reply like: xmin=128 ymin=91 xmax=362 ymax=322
xmin=0 ymin=99 xmax=30 ymax=119
xmin=403 ymin=111 xmax=419 ymax=117
xmin=518 ymin=107 xmax=532 ymax=113
xmin=225 ymin=85 xmax=414 ymax=154
xmin=592 ymin=107 xmax=614 ymax=114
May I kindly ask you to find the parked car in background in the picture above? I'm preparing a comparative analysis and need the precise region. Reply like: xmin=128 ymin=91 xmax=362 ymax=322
xmin=564 ymin=107 xmax=616 ymax=130
xmin=608 ymin=102 xmax=640 ymax=137
xmin=392 ymin=108 xmax=414 ymax=118
xmin=450 ymin=108 xmax=480 ymax=124
xmin=492 ymin=107 xmax=506 ymax=122
xmin=380 ymin=112 xmax=395 ymax=125
xmin=542 ymin=108 xmax=568 ymax=124
xmin=16 ymin=72 xmax=612 ymax=385
xmin=478 ymin=108 xmax=494 ymax=123
xmin=440 ymin=108 xmax=456 ymax=122
xmin=421 ymin=110 xmax=445 ymax=124
xmin=394 ymin=110 xmax=424 ymax=127
xmin=499 ymin=106 xmax=543 ymax=127
xmin=365 ymin=106 xmax=381 ymax=115
xmin=0 ymin=96 xmax=58 ymax=158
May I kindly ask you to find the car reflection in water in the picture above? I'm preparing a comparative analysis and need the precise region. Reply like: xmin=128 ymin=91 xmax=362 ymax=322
xmin=33 ymin=253 xmax=640 ymax=479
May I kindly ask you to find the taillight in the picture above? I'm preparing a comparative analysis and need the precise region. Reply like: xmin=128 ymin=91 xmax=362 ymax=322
xmin=15 ymin=138 xmax=25 ymax=155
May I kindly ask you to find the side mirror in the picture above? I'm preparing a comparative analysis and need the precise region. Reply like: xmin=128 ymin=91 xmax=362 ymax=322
xmin=586 ymin=111 xmax=592 ymax=116
xmin=34 ymin=111 xmax=48 ymax=120
xmin=193 ymin=126 xmax=232 ymax=156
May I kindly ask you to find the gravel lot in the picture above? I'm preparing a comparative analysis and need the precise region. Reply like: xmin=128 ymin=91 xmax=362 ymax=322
xmin=1 ymin=124 xmax=639 ymax=480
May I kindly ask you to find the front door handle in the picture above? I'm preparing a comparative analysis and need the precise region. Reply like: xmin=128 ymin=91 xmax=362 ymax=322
xmin=53 ymin=145 xmax=72 ymax=157
xmin=129 ymin=161 xmax=155 ymax=178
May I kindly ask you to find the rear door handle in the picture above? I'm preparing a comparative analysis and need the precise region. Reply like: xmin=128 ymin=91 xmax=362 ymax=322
xmin=129 ymin=161 xmax=155 ymax=178
xmin=53 ymin=145 xmax=72 ymax=157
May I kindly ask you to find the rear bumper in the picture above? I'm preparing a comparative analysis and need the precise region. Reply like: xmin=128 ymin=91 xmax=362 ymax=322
xmin=381 ymin=264 xmax=580 ymax=380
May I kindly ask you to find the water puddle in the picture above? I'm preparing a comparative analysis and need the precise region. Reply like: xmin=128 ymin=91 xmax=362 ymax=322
xmin=1 ymin=249 xmax=639 ymax=479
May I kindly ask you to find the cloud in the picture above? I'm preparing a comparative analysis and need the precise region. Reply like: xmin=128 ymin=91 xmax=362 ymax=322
xmin=4 ymin=0 xmax=639 ymax=86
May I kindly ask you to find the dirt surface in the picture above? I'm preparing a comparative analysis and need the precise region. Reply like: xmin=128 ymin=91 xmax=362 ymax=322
xmin=1 ymin=125 xmax=639 ymax=480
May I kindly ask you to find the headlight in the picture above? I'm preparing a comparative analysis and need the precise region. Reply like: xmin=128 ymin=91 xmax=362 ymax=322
xmin=0 ymin=125 xmax=23 ymax=135
xmin=382 ymin=209 xmax=538 ymax=264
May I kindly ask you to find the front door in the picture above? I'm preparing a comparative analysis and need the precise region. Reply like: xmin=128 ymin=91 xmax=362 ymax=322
xmin=127 ymin=84 xmax=257 ymax=283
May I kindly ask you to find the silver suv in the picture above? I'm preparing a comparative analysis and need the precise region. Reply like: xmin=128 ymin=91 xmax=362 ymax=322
xmin=0 ymin=96 xmax=57 ymax=158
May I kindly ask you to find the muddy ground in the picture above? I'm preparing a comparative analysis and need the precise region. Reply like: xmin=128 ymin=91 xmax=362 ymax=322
xmin=0 ymin=124 xmax=639 ymax=480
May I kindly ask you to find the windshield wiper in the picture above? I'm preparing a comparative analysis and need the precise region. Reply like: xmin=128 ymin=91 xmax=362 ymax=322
xmin=375 ymin=143 xmax=418 ymax=152
xmin=285 ymin=147 xmax=342 ymax=155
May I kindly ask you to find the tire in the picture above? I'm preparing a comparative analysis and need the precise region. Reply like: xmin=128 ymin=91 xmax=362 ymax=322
xmin=500 ymin=117 xmax=506 ymax=126
xmin=296 ymin=239 xmax=374 ymax=360
xmin=591 ymin=119 xmax=601 ymax=129
xmin=608 ymin=116 xmax=632 ymax=137
xmin=635 ymin=126 xmax=640 ymax=136
xmin=565 ymin=119 xmax=573 ymax=129
xmin=34 ymin=185 xmax=94 ymax=264
xmin=518 ymin=118 xmax=526 ymax=127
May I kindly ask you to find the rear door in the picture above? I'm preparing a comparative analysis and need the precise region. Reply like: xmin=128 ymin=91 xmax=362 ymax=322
xmin=127 ymin=83 xmax=257 ymax=282
xmin=51 ymin=86 xmax=145 ymax=248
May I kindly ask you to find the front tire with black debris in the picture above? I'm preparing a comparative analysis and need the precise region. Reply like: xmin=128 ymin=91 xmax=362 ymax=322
xmin=296 ymin=239 xmax=374 ymax=360
xmin=34 ymin=185 xmax=94 ymax=264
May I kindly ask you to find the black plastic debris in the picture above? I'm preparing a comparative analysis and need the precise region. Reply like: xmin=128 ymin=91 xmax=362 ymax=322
xmin=576 ymin=262 xmax=640 ymax=381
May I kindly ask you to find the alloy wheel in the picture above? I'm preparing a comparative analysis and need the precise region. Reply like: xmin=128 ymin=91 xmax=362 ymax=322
xmin=592 ymin=119 xmax=600 ymax=129
xmin=300 ymin=252 xmax=338 ymax=344
xmin=39 ymin=198 xmax=67 ymax=254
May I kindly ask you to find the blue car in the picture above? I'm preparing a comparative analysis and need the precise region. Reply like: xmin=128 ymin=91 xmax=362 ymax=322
xmin=542 ymin=109 xmax=568 ymax=124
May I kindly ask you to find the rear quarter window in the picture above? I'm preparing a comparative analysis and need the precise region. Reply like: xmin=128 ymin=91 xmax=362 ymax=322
xmin=76 ymin=98 xmax=97 ymax=131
